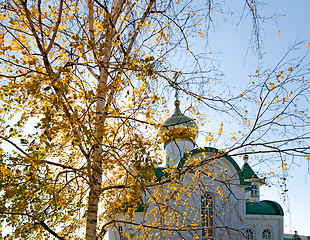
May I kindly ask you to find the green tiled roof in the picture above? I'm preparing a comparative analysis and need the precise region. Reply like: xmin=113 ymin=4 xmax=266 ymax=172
xmin=154 ymin=166 xmax=167 ymax=182
xmin=246 ymin=200 xmax=284 ymax=216
xmin=155 ymin=148 xmax=259 ymax=186
xmin=241 ymin=162 xmax=259 ymax=180
xmin=114 ymin=201 xmax=145 ymax=213
xmin=124 ymin=202 xmax=145 ymax=213
xmin=177 ymin=147 xmax=251 ymax=186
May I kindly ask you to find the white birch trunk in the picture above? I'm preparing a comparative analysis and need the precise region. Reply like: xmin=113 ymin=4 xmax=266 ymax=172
xmin=85 ymin=0 xmax=155 ymax=238
xmin=85 ymin=0 xmax=121 ymax=239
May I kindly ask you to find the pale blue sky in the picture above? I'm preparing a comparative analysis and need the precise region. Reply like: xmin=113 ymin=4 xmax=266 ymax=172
xmin=2 ymin=0 xmax=309 ymax=237
xmin=204 ymin=0 xmax=310 ymax=236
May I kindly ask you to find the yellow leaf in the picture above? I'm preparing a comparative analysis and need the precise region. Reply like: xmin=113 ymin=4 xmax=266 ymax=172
xmin=270 ymin=83 xmax=275 ymax=90
xmin=241 ymin=93 xmax=245 ymax=97
xmin=218 ymin=129 xmax=222 ymax=135
xmin=278 ymin=30 xmax=281 ymax=38
xmin=255 ymin=70 xmax=259 ymax=74
xmin=288 ymin=67 xmax=292 ymax=71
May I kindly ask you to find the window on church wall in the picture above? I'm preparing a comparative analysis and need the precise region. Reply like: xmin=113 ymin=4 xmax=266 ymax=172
xmin=245 ymin=228 xmax=254 ymax=240
xmin=262 ymin=228 xmax=272 ymax=240
xmin=201 ymin=193 xmax=214 ymax=240
xmin=251 ymin=184 xmax=258 ymax=197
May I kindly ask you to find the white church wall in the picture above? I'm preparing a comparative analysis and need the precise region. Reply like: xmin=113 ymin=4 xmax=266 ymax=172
xmin=109 ymin=156 xmax=248 ymax=239
xmin=246 ymin=214 xmax=284 ymax=240
xmin=245 ymin=189 xmax=251 ymax=201
xmin=176 ymin=152 xmax=248 ymax=239
xmin=104 ymin=150 xmax=283 ymax=240
xmin=107 ymin=212 xmax=145 ymax=240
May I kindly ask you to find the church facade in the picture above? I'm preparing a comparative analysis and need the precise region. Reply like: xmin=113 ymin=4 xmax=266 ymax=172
xmin=104 ymin=100 xmax=284 ymax=240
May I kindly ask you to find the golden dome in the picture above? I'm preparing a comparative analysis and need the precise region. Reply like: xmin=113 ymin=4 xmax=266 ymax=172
xmin=161 ymin=100 xmax=198 ymax=145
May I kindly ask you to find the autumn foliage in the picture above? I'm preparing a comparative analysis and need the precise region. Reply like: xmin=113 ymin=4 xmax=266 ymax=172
xmin=0 ymin=0 xmax=310 ymax=240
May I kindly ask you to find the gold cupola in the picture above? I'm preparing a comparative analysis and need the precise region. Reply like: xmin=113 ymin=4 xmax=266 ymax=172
xmin=161 ymin=99 xmax=198 ymax=146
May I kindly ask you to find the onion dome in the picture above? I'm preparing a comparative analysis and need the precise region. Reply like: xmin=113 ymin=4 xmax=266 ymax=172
xmin=160 ymin=99 xmax=198 ymax=146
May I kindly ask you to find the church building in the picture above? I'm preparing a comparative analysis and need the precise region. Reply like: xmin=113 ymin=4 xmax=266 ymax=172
xmin=104 ymin=99 xmax=284 ymax=240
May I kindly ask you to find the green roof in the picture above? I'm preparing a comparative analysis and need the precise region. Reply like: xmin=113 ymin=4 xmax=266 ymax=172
xmin=155 ymin=147 xmax=261 ymax=186
xmin=241 ymin=162 xmax=259 ymax=180
xmin=154 ymin=166 xmax=167 ymax=182
xmin=125 ymin=203 xmax=145 ymax=213
xmin=246 ymin=200 xmax=284 ymax=216
xmin=177 ymin=147 xmax=250 ymax=186
xmin=114 ymin=201 xmax=145 ymax=213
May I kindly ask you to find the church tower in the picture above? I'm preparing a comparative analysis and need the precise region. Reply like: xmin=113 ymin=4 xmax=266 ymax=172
xmin=160 ymin=99 xmax=198 ymax=166
xmin=241 ymin=154 xmax=264 ymax=202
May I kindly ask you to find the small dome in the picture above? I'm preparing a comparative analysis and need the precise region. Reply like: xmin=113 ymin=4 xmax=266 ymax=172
xmin=160 ymin=100 xmax=198 ymax=145
xmin=243 ymin=154 xmax=249 ymax=162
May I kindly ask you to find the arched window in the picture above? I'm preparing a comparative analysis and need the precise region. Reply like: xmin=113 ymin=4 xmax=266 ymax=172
xmin=251 ymin=184 xmax=258 ymax=197
xmin=245 ymin=228 xmax=254 ymax=240
xmin=262 ymin=228 xmax=272 ymax=240
xmin=201 ymin=193 xmax=214 ymax=240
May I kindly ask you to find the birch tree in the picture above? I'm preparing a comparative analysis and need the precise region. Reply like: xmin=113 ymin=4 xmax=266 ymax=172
xmin=0 ymin=0 xmax=309 ymax=239
xmin=0 ymin=0 xmax=216 ymax=239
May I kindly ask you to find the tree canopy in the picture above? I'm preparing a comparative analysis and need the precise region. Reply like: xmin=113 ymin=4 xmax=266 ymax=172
xmin=0 ymin=0 xmax=309 ymax=239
